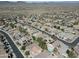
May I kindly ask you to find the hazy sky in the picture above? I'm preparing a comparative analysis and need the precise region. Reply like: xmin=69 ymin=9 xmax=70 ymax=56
xmin=0 ymin=0 xmax=79 ymax=1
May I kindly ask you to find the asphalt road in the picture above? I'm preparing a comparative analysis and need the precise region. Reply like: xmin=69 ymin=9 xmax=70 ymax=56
xmin=0 ymin=30 xmax=24 ymax=58
xmin=26 ymin=23 xmax=79 ymax=48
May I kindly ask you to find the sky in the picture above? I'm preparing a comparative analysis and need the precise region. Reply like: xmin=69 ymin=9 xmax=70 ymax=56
xmin=0 ymin=0 xmax=79 ymax=1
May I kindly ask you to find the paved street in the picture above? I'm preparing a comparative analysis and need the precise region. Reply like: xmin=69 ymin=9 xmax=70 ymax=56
xmin=0 ymin=29 xmax=24 ymax=58
xmin=26 ymin=23 xmax=79 ymax=48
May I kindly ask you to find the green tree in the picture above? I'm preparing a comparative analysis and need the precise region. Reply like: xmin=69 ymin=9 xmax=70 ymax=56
xmin=25 ymin=51 xmax=30 ymax=56
xmin=61 ymin=28 xmax=64 ymax=32
xmin=57 ymin=26 xmax=60 ymax=29
xmin=10 ymin=23 xmax=15 ymax=28
xmin=54 ymin=25 xmax=56 ymax=28
xmin=66 ymin=49 xmax=77 ymax=58
xmin=16 ymin=41 xmax=21 ymax=46
xmin=37 ymin=37 xmax=47 ymax=50
xmin=19 ymin=26 xmax=26 ymax=33
xmin=37 ymin=37 xmax=43 ymax=42
xmin=32 ymin=36 xmax=36 ymax=41
xmin=73 ymin=21 xmax=78 ymax=25
xmin=53 ymin=47 xmax=58 ymax=53
xmin=21 ymin=45 xmax=26 ymax=50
